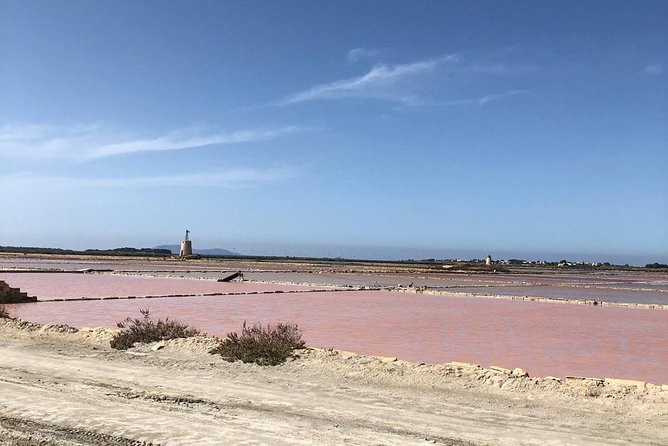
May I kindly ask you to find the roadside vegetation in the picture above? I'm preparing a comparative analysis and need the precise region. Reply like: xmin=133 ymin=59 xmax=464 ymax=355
xmin=210 ymin=321 xmax=305 ymax=366
xmin=110 ymin=308 xmax=202 ymax=350
xmin=0 ymin=304 xmax=10 ymax=318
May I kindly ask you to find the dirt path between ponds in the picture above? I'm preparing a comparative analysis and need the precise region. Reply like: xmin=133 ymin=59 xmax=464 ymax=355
xmin=0 ymin=321 xmax=666 ymax=445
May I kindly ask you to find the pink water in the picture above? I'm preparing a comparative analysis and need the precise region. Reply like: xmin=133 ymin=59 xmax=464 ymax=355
xmin=8 ymin=291 xmax=667 ymax=384
xmin=0 ymin=273 xmax=311 ymax=300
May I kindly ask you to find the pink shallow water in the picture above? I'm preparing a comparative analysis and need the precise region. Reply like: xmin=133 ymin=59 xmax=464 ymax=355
xmin=0 ymin=273 xmax=309 ymax=299
xmin=8 ymin=291 xmax=667 ymax=384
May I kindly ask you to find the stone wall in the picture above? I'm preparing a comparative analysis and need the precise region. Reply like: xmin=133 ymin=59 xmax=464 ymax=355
xmin=0 ymin=280 xmax=37 ymax=303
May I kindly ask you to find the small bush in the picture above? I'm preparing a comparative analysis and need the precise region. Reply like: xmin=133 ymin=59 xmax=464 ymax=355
xmin=0 ymin=305 xmax=10 ymax=319
xmin=210 ymin=321 xmax=305 ymax=366
xmin=110 ymin=308 xmax=202 ymax=350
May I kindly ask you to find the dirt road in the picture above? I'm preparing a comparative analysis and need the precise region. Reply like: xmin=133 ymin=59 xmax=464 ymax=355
xmin=0 ymin=320 xmax=665 ymax=445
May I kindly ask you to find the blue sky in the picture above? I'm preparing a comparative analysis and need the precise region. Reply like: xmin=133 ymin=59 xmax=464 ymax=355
xmin=1 ymin=0 xmax=666 ymax=264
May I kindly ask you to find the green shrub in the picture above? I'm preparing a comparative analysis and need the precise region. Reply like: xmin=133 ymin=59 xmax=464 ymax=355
xmin=0 ymin=304 xmax=9 ymax=319
xmin=210 ymin=321 xmax=305 ymax=366
xmin=110 ymin=308 xmax=202 ymax=350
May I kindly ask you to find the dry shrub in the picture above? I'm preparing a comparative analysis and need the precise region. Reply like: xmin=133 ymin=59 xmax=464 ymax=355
xmin=0 ymin=304 xmax=10 ymax=319
xmin=210 ymin=321 xmax=305 ymax=366
xmin=110 ymin=308 xmax=202 ymax=350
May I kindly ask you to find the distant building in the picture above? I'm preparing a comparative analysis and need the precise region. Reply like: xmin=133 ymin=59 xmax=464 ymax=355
xmin=180 ymin=229 xmax=193 ymax=257
xmin=485 ymin=255 xmax=493 ymax=266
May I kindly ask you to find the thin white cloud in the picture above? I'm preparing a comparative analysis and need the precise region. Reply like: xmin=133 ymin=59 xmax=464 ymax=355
xmin=403 ymin=90 xmax=528 ymax=108
xmin=0 ymin=123 xmax=101 ymax=159
xmin=0 ymin=167 xmax=296 ymax=189
xmin=468 ymin=63 xmax=539 ymax=76
xmin=643 ymin=64 xmax=663 ymax=75
xmin=477 ymin=89 xmax=527 ymax=105
xmin=82 ymin=126 xmax=301 ymax=161
xmin=276 ymin=55 xmax=459 ymax=105
xmin=0 ymin=123 xmax=104 ymax=142
xmin=347 ymin=47 xmax=381 ymax=63
xmin=273 ymin=53 xmax=538 ymax=107
xmin=0 ymin=124 xmax=302 ymax=161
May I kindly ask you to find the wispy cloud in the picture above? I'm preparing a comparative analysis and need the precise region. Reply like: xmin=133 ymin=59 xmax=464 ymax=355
xmin=396 ymin=90 xmax=528 ymax=108
xmin=273 ymin=53 xmax=536 ymax=108
xmin=477 ymin=89 xmax=527 ymax=105
xmin=0 ymin=124 xmax=302 ymax=161
xmin=0 ymin=167 xmax=296 ymax=189
xmin=642 ymin=64 xmax=663 ymax=75
xmin=347 ymin=47 xmax=381 ymax=63
xmin=468 ymin=63 xmax=540 ymax=76
xmin=81 ymin=127 xmax=301 ymax=161
xmin=276 ymin=55 xmax=459 ymax=105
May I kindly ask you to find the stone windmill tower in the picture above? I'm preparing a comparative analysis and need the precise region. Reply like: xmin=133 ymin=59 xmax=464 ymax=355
xmin=180 ymin=229 xmax=193 ymax=257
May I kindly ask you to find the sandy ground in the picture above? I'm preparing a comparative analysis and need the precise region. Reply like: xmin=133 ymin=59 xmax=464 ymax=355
xmin=0 ymin=319 xmax=666 ymax=446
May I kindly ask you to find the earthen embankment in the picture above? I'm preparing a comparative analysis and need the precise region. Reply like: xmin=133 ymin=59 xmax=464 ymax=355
xmin=0 ymin=316 xmax=666 ymax=445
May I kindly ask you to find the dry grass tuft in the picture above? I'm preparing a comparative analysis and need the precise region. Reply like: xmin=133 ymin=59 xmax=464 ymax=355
xmin=110 ymin=308 xmax=202 ymax=350
xmin=210 ymin=321 xmax=305 ymax=366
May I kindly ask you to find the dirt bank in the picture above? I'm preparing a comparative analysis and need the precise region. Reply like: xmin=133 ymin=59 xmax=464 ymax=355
xmin=0 ymin=318 xmax=666 ymax=445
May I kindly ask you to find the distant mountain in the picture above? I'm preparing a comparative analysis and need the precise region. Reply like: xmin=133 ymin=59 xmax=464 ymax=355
xmin=155 ymin=245 xmax=241 ymax=256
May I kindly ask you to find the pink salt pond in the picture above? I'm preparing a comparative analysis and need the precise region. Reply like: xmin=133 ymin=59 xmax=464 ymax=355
xmin=0 ymin=272 xmax=312 ymax=300
xmin=8 ymin=290 xmax=668 ymax=384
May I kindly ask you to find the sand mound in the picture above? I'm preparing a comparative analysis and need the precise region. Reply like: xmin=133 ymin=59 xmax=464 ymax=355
xmin=137 ymin=336 xmax=221 ymax=354
xmin=0 ymin=317 xmax=78 ymax=334
xmin=297 ymin=348 xmax=668 ymax=407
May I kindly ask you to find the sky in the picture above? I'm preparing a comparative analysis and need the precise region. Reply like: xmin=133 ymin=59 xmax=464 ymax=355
xmin=0 ymin=0 xmax=666 ymax=264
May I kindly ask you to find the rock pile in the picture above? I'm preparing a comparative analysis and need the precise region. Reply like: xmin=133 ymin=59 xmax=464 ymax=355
xmin=0 ymin=280 xmax=37 ymax=303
